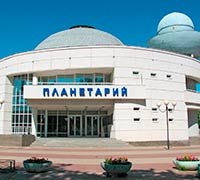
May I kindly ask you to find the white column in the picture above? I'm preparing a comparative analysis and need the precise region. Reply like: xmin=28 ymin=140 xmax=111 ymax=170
xmin=31 ymin=75 xmax=38 ymax=136
xmin=110 ymin=107 xmax=116 ymax=139
xmin=32 ymin=74 xmax=38 ymax=85
xmin=31 ymin=109 xmax=37 ymax=136
xmin=45 ymin=110 xmax=48 ymax=137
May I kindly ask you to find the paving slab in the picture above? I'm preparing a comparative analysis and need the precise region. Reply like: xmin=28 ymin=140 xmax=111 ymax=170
xmin=0 ymin=145 xmax=199 ymax=179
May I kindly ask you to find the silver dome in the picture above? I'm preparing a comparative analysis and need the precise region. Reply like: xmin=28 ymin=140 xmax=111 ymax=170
xmin=35 ymin=25 xmax=123 ymax=50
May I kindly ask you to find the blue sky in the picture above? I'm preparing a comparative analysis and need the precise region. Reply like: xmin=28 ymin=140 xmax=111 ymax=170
xmin=0 ymin=0 xmax=199 ymax=58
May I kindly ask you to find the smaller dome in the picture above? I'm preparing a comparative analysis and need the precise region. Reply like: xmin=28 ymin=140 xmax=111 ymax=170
xmin=157 ymin=12 xmax=194 ymax=34
xmin=148 ymin=12 xmax=200 ymax=58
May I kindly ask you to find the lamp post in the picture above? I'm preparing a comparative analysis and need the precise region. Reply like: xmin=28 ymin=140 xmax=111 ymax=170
xmin=157 ymin=100 xmax=176 ymax=150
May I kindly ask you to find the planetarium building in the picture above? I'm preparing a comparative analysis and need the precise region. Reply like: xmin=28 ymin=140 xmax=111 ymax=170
xmin=0 ymin=12 xmax=200 ymax=144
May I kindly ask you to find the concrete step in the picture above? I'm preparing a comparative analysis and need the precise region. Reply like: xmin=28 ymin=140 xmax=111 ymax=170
xmin=189 ymin=136 xmax=200 ymax=145
xmin=31 ymin=138 xmax=131 ymax=148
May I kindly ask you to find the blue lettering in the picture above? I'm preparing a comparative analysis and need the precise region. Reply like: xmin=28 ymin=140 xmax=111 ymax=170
xmin=87 ymin=88 xmax=93 ymax=96
xmin=43 ymin=87 xmax=128 ymax=98
xmin=61 ymin=88 xmax=68 ymax=97
xmin=70 ymin=88 xmax=76 ymax=97
xmin=121 ymin=87 xmax=128 ymax=97
xmin=104 ymin=88 xmax=110 ymax=96
xmin=95 ymin=88 xmax=102 ymax=97
xmin=113 ymin=88 xmax=119 ymax=97
xmin=52 ymin=88 xmax=59 ymax=97
xmin=43 ymin=88 xmax=49 ymax=97
xmin=79 ymin=88 xmax=85 ymax=96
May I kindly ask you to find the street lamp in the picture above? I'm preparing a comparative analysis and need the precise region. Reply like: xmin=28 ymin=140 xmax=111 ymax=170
xmin=157 ymin=101 xmax=176 ymax=150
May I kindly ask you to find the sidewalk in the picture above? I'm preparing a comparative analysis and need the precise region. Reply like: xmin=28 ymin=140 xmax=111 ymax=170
xmin=0 ymin=145 xmax=199 ymax=179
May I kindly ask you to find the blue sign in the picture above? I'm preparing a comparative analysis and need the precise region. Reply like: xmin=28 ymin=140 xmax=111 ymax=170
xmin=43 ymin=87 xmax=128 ymax=98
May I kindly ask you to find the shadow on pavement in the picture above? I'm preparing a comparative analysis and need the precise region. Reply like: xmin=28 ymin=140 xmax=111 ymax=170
xmin=0 ymin=164 xmax=199 ymax=180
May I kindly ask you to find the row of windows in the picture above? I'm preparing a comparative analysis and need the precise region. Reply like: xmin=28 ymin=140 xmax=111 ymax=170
xmin=12 ymin=106 xmax=32 ymax=113
xmin=12 ymin=114 xmax=32 ymax=124
xmin=38 ymin=73 xmax=112 ymax=84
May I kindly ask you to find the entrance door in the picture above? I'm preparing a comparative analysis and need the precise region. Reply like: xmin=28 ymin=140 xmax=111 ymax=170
xmin=58 ymin=114 xmax=68 ymax=137
xmin=68 ymin=115 xmax=82 ymax=136
xmin=47 ymin=111 xmax=68 ymax=137
xmin=86 ymin=115 xmax=99 ymax=136
xmin=45 ymin=111 xmax=103 ymax=137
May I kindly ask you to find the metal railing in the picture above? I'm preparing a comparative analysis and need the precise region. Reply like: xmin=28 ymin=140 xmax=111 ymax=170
xmin=27 ymin=82 xmax=113 ymax=85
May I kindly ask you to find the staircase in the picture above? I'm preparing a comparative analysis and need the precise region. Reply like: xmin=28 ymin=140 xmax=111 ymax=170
xmin=31 ymin=138 xmax=131 ymax=148
xmin=189 ymin=136 xmax=200 ymax=145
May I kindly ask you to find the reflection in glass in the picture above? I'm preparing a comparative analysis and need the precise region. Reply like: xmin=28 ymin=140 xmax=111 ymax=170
xmin=87 ymin=117 xmax=92 ymax=136
xmin=76 ymin=74 xmax=84 ymax=83
xmin=95 ymin=73 xmax=104 ymax=83
xmin=85 ymin=74 xmax=93 ymax=83
xmin=76 ymin=116 xmax=81 ymax=135
xmin=57 ymin=75 xmax=74 ymax=84
xmin=48 ymin=76 xmax=56 ymax=84
xmin=38 ymin=73 xmax=111 ymax=85
xmin=70 ymin=116 xmax=75 ymax=135
xmin=93 ymin=116 xmax=98 ymax=136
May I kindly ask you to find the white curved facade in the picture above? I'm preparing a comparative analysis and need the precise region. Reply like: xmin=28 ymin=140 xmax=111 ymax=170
xmin=0 ymin=45 xmax=200 ymax=142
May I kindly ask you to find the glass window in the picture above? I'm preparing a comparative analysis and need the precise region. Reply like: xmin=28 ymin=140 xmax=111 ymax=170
xmin=14 ymin=79 xmax=22 ymax=95
xmin=48 ymin=76 xmax=56 ymax=84
xmin=76 ymin=74 xmax=84 ymax=83
xmin=133 ymin=118 xmax=140 ymax=121
xmin=133 ymin=107 xmax=140 ymax=111
xmin=39 ymin=76 xmax=48 ymax=85
xmin=38 ymin=73 xmax=112 ymax=85
xmin=12 ymin=74 xmax=32 ymax=134
xmin=57 ymin=75 xmax=66 ymax=83
xmin=66 ymin=75 xmax=74 ymax=83
xmin=16 ymin=115 xmax=19 ymax=123
xmin=150 ymin=73 xmax=157 ymax=77
xmin=105 ymin=74 xmax=111 ymax=83
xmin=28 ymin=115 xmax=32 ymax=124
xmin=152 ymin=118 xmax=158 ymax=122
xmin=132 ymin=71 xmax=139 ymax=75
xmin=57 ymin=75 xmax=74 ymax=84
xmin=24 ymin=115 xmax=27 ymax=123
xmin=85 ymin=74 xmax=93 ymax=83
xmin=95 ymin=73 xmax=103 ymax=83
xmin=166 ymin=74 xmax=172 ymax=78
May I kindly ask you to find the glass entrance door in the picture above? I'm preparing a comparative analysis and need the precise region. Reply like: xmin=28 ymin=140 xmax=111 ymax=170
xmin=86 ymin=115 xmax=99 ymax=136
xmin=47 ymin=111 xmax=57 ymax=137
xmin=44 ymin=110 xmax=104 ymax=137
xmin=68 ymin=115 xmax=82 ymax=136
xmin=58 ymin=113 xmax=68 ymax=137
xmin=47 ymin=111 xmax=68 ymax=137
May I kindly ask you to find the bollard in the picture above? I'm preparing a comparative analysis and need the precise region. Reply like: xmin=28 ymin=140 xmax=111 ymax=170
xmin=198 ymin=164 xmax=200 ymax=178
